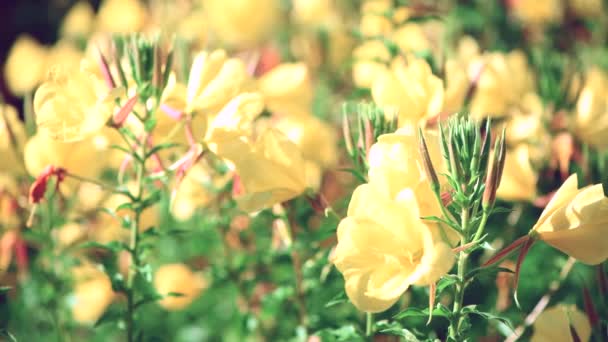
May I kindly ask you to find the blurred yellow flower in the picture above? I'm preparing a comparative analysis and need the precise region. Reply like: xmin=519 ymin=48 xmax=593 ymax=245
xmin=511 ymin=0 xmax=564 ymax=26
xmin=292 ymin=0 xmax=336 ymax=27
xmin=372 ymin=55 xmax=444 ymax=127
xmin=531 ymin=305 xmax=591 ymax=342
xmin=218 ymin=128 xmax=307 ymax=213
xmin=34 ymin=65 xmax=120 ymax=142
xmin=24 ymin=134 xmax=106 ymax=193
xmin=531 ymin=174 xmax=608 ymax=265
xmin=359 ymin=0 xmax=393 ymax=37
xmin=71 ymin=264 xmax=115 ymax=324
xmin=352 ymin=41 xmax=390 ymax=88
xmin=4 ymin=35 xmax=48 ymax=95
xmin=0 ymin=105 xmax=27 ymax=174
xmin=332 ymin=184 xmax=455 ymax=312
xmin=97 ymin=0 xmax=147 ymax=33
xmin=154 ymin=263 xmax=206 ymax=310
xmin=258 ymin=63 xmax=313 ymax=116
xmin=60 ymin=1 xmax=95 ymax=38
xmin=569 ymin=0 xmax=604 ymax=18
xmin=392 ymin=23 xmax=431 ymax=53
xmin=574 ymin=68 xmax=608 ymax=149
xmin=496 ymin=144 xmax=538 ymax=202
xmin=203 ymin=0 xmax=281 ymax=48
xmin=46 ymin=40 xmax=84 ymax=71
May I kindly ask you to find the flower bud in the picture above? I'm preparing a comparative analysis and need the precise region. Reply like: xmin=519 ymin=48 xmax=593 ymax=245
xmin=418 ymin=127 xmax=440 ymax=193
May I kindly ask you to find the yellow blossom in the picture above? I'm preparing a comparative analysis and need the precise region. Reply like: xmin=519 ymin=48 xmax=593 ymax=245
xmin=217 ymin=128 xmax=308 ymax=213
xmin=274 ymin=114 xmax=337 ymax=168
xmin=359 ymin=0 xmax=393 ymax=37
xmin=4 ymin=35 xmax=48 ymax=95
xmin=60 ymin=1 xmax=95 ymax=38
xmin=97 ymin=0 xmax=147 ymax=33
xmin=332 ymin=184 xmax=455 ymax=312
xmin=352 ymin=41 xmax=391 ymax=88
xmin=186 ymin=50 xmax=251 ymax=115
xmin=391 ymin=23 xmax=431 ymax=54
xmin=574 ymin=68 xmax=608 ymax=149
xmin=258 ymin=63 xmax=313 ymax=116
xmin=372 ymin=55 xmax=444 ymax=127
xmin=496 ymin=144 xmax=538 ymax=202
xmin=203 ymin=0 xmax=281 ymax=48
xmin=531 ymin=305 xmax=591 ymax=342
xmin=367 ymin=129 xmax=446 ymax=218
xmin=154 ymin=263 xmax=206 ymax=310
xmin=34 ymin=65 xmax=120 ymax=142
xmin=23 ymin=133 xmax=106 ymax=193
xmin=71 ymin=264 xmax=115 ymax=324
xmin=511 ymin=0 xmax=564 ymax=26
xmin=46 ymin=40 xmax=84 ymax=71
xmin=531 ymin=174 xmax=608 ymax=265
xmin=0 ymin=105 xmax=26 ymax=174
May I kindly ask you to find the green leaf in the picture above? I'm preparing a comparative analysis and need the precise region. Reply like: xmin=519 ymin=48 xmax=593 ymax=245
xmin=95 ymin=306 xmax=125 ymax=327
xmin=394 ymin=305 xmax=451 ymax=320
xmin=78 ymin=241 xmax=128 ymax=253
xmin=461 ymin=305 xmax=514 ymax=331
xmin=436 ymin=276 xmax=458 ymax=295
xmin=139 ymin=189 xmax=161 ymax=211
xmin=144 ymin=117 xmax=157 ymax=132
xmin=0 ymin=286 xmax=11 ymax=294
xmin=325 ymin=291 xmax=348 ymax=308
xmin=145 ymin=142 xmax=180 ymax=159
xmin=376 ymin=321 xmax=421 ymax=341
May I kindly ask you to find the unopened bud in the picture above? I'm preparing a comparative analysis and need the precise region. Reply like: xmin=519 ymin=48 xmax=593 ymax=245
xmin=97 ymin=48 xmax=116 ymax=89
xmin=341 ymin=111 xmax=354 ymax=157
xmin=152 ymin=42 xmax=162 ymax=92
xmin=495 ymin=128 xmax=507 ymax=188
xmin=112 ymin=95 xmax=138 ymax=127
xmin=418 ymin=127 xmax=440 ymax=192
xmin=482 ymin=140 xmax=500 ymax=209
xmin=28 ymin=165 xmax=67 ymax=205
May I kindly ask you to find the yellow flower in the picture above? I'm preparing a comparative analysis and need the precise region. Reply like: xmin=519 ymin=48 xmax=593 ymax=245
xmin=274 ymin=114 xmax=337 ymax=168
xmin=203 ymin=0 xmax=281 ymax=48
xmin=332 ymin=184 xmax=455 ymax=313
xmin=531 ymin=174 xmax=608 ymax=265
xmin=23 ymin=133 xmax=106 ymax=193
xmin=97 ymin=0 xmax=147 ymax=33
xmin=60 ymin=1 xmax=95 ymax=38
xmin=217 ymin=128 xmax=308 ymax=213
xmin=569 ymin=0 xmax=604 ymax=18
xmin=204 ymin=92 xmax=265 ymax=153
xmin=34 ymin=65 xmax=120 ymax=142
xmin=496 ymin=144 xmax=538 ymax=202
xmin=258 ymin=63 xmax=313 ymax=116
xmin=292 ymin=0 xmax=336 ymax=27
xmin=352 ymin=41 xmax=391 ymax=88
xmin=359 ymin=0 xmax=393 ymax=37
xmin=0 ymin=105 xmax=27 ymax=174
xmin=154 ymin=263 xmax=206 ymax=311
xmin=367 ymin=129 xmax=445 ymax=217
xmin=4 ymin=35 xmax=48 ymax=95
xmin=511 ymin=0 xmax=564 ymax=26
xmin=505 ymin=93 xmax=545 ymax=145
xmin=531 ymin=305 xmax=591 ymax=342
xmin=71 ymin=264 xmax=115 ymax=324
xmin=574 ymin=68 xmax=608 ymax=149
xmin=186 ymin=50 xmax=252 ymax=115
xmin=392 ymin=23 xmax=431 ymax=53
xmin=372 ymin=55 xmax=444 ymax=127
xmin=46 ymin=40 xmax=84 ymax=71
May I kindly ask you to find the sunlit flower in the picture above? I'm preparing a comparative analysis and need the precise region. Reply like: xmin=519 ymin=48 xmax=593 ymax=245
xmin=332 ymin=184 xmax=455 ymax=312
xmin=531 ymin=305 xmax=591 ymax=342
xmin=71 ymin=264 xmax=115 ymax=324
xmin=274 ymin=114 xmax=337 ymax=168
xmin=4 ymin=35 xmax=48 ymax=95
xmin=391 ymin=23 xmax=431 ymax=54
xmin=23 ymin=133 xmax=106 ymax=194
xmin=359 ymin=0 xmax=393 ymax=37
xmin=573 ymin=67 xmax=608 ymax=149
xmin=496 ymin=144 xmax=538 ymax=202
xmin=60 ymin=1 xmax=95 ymax=38
xmin=510 ymin=0 xmax=564 ymax=26
xmin=97 ymin=0 xmax=147 ymax=33
xmin=203 ymin=0 xmax=282 ymax=48
xmin=154 ymin=263 xmax=206 ymax=310
xmin=258 ymin=63 xmax=313 ymax=116
xmin=34 ymin=65 xmax=120 ymax=142
xmin=372 ymin=55 xmax=444 ymax=127
xmin=217 ymin=128 xmax=308 ymax=213
xmin=531 ymin=174 xmax=608 ymax=265
xmin=352 ymin=41 xmax=391 ymax=88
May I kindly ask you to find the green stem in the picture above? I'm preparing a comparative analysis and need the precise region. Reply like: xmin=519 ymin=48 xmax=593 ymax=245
xmin=449 ymin=208 xmax=471 ymax=340
xmin=472 ymin=209 xmax=490 ymax=243
xmin=365 ymin=312 xmax=373 ymax=338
